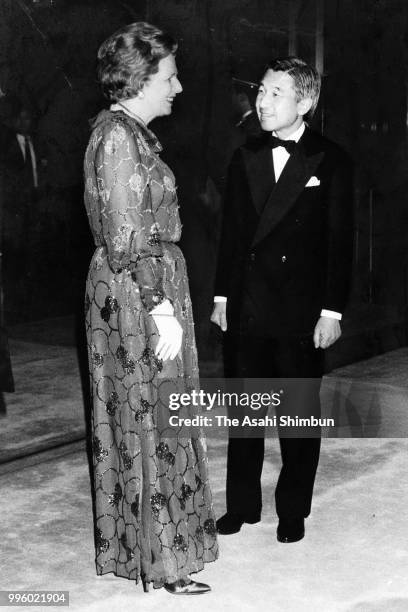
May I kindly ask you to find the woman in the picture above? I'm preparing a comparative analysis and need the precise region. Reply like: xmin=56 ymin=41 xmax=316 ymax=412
xmin=84 ymin=22 xmax=218 ymax=594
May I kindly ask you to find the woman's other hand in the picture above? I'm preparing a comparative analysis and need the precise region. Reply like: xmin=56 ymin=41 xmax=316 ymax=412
xmin=151 ymin=314 xmax=183 ymax=360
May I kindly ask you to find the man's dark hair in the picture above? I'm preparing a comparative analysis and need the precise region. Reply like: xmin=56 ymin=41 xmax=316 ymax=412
xmin=267 ymin=57 xmax=321 ymax=118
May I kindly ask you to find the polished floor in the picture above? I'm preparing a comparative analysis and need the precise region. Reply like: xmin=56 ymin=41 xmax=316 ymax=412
xmin=1 ymin=319 xmax=407 ymax=611
xmin=1 ymin=439 xmax=407 ymax=612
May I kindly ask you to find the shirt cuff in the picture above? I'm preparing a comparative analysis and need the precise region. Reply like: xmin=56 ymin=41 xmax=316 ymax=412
xmin=150 ymin=298 xmax=174 ymax=315
xmin=214 ymin=296 xmax=227 ymax=303
xmin=320 ymin=309 xmax=342 ymax=320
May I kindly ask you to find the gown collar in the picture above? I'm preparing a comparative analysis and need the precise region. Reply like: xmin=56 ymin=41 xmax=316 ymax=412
xmin=90 ymin=107 xmax=163 ymax=153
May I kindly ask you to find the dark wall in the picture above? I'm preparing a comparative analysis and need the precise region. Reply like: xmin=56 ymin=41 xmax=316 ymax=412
xmin=1 ymin=0 xmax=408 ymax=363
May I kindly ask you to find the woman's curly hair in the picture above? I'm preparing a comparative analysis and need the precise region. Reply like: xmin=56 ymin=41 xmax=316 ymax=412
xmin=97 ymin=22 xmax=177 ymax=102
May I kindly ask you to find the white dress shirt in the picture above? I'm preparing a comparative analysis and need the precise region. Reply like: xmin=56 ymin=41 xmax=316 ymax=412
xmin=235 ymin=109 xmax=254 ymax=127
xmin=214 ymin=121 xmax=342 ymax=321
xmin=16 ymin=133 xmax=38 ymax=188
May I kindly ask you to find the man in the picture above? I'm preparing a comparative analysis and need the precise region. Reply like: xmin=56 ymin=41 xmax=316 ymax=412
xmin=232 ymin=90 xmax=262 ymax=142
xmin=211 ymin=57 xmax=353 ymax=543
xmin=0 ymin=101 xmax=41 ymax=246
xmin=1 ymin=102 xmax=39 ymax=188
xmin=0 ymin=101 xmax=42 ymax=320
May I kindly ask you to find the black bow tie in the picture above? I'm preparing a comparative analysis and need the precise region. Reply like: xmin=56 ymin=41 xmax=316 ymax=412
xmin=267 ymin=134 xmax=297 ymax=154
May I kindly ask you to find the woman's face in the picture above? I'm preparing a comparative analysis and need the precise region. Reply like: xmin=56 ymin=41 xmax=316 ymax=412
xmin=140 ymin=54 xmax=182 ymax=122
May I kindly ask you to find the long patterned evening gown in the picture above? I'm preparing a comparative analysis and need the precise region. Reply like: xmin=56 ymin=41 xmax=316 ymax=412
xmin=83 ymin=109 xmax=218 ymax=588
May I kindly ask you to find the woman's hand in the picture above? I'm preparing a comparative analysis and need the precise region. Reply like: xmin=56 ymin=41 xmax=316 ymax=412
xmin=151 ymin=314 xmax=183 ymax=361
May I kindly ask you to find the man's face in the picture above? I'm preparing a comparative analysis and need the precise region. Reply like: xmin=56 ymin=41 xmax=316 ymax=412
xmin=256 ymin=70 xmax=305 ymax=137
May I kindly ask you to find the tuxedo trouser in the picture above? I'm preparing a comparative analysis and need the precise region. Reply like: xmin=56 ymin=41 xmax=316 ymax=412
xmin=223 ymin=332 xmax=324 ymax=521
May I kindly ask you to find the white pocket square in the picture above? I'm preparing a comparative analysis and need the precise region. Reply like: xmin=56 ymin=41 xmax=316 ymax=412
xmin=305 ymin=176 xmax=320 ymax=187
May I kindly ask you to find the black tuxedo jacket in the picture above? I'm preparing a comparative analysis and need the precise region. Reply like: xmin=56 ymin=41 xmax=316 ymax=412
xmin=214 ymin=126 xmax=354 ymax=337
xmin=0 ymin=125 xmax=38 ymax=186
xmin=0 ymin=125 xmax=40 ymax=249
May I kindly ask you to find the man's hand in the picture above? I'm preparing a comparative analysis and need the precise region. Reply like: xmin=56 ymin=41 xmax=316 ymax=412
xmin=210 ymin=302 xmax=227 ymax=332
xmin=313 ymin=317 xmax=341 ymax=349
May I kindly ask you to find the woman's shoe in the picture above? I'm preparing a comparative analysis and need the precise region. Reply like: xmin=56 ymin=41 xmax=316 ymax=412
xmin=164 ymin=578 xmax=211 ymax=595
xmin=141 ymin=576 xmax=149 ymax=593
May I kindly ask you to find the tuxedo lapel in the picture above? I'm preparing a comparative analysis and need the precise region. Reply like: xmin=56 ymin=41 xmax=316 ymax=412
xmin=251 ymin=129 xmax=324 ymax=247
xmin=7 ymin=135 xmax=26 ymax=169
xmin=241 ymin=142 xmax=275 ymax=215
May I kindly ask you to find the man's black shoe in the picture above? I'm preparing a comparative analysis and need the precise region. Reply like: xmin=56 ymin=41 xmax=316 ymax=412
xmin=277 ymin=518 xmax=305 ymax=543
xmin=216 ymin=512 xmax=260 ymax=535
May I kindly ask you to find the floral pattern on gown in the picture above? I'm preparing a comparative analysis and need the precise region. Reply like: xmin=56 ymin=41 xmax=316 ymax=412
xmin=83 ymin=109 xmax=218 ymax=588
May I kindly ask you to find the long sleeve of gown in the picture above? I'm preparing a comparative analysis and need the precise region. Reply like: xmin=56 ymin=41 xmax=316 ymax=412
xmin=94 ymin=119 xmax=168 ymax=312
